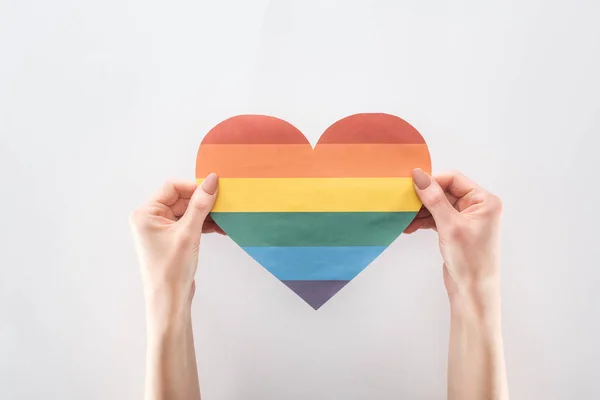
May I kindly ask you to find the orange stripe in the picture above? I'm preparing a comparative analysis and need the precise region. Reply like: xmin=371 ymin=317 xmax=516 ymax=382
xmin=195 ymin=144 xmax=431 ymax=178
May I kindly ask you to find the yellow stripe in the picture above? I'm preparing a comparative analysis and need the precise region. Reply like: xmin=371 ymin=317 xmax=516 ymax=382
xmin=196 ymin=178 xmax=421 ymax=212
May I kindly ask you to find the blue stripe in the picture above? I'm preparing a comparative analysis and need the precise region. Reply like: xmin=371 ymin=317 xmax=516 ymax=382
xmin=241 ymin=246 xmax=386 ymax=280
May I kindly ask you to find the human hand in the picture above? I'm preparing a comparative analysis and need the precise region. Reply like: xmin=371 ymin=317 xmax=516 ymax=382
xmin=129 ymin=173 xmax=224 ymax=305
xmin=405 ymin=169 xmax=508 ymax=400
xmin=130 ymin=174 xmax=222 ymax=400
xmin=405 ymin=169 xmax=503 ymax=301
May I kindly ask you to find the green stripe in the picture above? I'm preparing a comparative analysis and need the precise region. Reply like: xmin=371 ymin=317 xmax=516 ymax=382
xmin=210 ymin=212 xmax=416 ymax=247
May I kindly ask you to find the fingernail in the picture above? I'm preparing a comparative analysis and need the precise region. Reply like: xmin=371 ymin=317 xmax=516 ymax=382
xmin=201 ymin=173 xmax=218 ymax=195
xmin=412 ymin=168 xmax=431 ymax=190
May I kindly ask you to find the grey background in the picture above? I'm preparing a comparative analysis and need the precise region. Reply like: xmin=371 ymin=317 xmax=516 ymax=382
xmin=1 ymin=0 xmax=599 ymax=399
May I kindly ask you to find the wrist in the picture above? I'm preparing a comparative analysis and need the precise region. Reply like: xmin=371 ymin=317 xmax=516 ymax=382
xmin=449 ymin=279 xmax=502 ymax=326
xmin=144 ymin=284 xmax=191 ymax=336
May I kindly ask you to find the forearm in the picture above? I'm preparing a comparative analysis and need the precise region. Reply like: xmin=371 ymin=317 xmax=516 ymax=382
xmin=447 ymin=284 xmax=509 ymax=400
xmin=145 ymin=287 xmax=201 ymax=400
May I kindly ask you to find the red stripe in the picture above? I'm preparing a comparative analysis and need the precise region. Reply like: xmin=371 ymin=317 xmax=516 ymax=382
xmin=201 ymin=113 xmax=426 ymax=145
xmin=318 ymin=113 xmax=425 ymax=144
xmin=202 ymin=115 xmax=309 ymax=144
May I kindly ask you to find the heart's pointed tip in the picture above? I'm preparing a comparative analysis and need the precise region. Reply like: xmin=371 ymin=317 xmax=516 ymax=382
xmin=305 ymin=297 xmax=326 ymax=310
xmin=301 ymin=298 xmax=327 ymax=310
xmin=282 ymin=280 xmax=349 ymax=310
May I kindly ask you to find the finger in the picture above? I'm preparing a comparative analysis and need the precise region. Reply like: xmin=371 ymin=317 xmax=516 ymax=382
xmin=202 ymin=222 xmax=217 ymax=233
xmin=147 ymin=203 xmax=176 ymax=221
xmin=150 ymin=181 xmax=198 ymax=207
xmin=446 ymin=193 xmax=459 ymax=209
xmin=455 ymin=190 xmax=486 ymax=213
xmin=151 ymin=183 xmax=197 ymax=220
xmin=171 ymin=199 xmax=218 ymax=221
xmin=413 ymin=192 xmax=459 ymax=220
xmin=434 ymin=172 xmax=492 ymax=212
xmin=433 ymin=171 xmax=479 ymax=199
xmin=412 ymin=168 xmax=459 ymax=226
xmin=202 ymin=223 xmax=225 ymax=234
xmin=202 ymin=221 xmax=226 ymax=235
xmin=205 ymin=217 xmax=226 ymax=234
xmin=171 ymin=198 xmax=190 ymax=218
xmin=414 ymin=206 xmax=431 ymax=219
xmin=179 ymin=173 xmax=219 ymax=238
xmin=404 ymin=217 xmax=437 ymax=234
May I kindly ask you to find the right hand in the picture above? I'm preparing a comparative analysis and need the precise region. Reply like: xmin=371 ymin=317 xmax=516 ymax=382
xmin=405 ymin=169 xmax=503 ymax=300
xmin=129 ymin=174 xmax=224 ymax=307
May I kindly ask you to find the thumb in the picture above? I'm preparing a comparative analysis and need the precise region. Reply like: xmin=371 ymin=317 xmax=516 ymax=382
xmin=180 ymin=173 xmax=219 ymax=233
xmin=412 ymin=168 xmax=458 ymax=226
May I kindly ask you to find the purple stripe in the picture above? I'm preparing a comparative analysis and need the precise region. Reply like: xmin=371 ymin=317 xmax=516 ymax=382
xmin=282 ymin=280 xmax=350 ymax=309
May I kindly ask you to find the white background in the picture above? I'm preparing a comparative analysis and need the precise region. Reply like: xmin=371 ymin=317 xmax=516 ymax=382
xmin=1 ymin=0 xmax=599 ymax=399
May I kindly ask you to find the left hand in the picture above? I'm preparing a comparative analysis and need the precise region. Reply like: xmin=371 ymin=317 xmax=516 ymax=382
xmin=129 ymin=174 xmax=224 ymax=303
xmin=404 ymin=170 xmax=503 ymax=301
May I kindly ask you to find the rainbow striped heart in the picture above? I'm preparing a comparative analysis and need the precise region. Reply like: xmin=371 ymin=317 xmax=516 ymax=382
xmin=196 ymin=113 xmax=431 ymax=309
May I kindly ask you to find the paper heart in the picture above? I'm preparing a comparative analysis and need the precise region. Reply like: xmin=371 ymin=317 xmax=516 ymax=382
xmin=196 ymin=113 xmax=431 ymax=309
